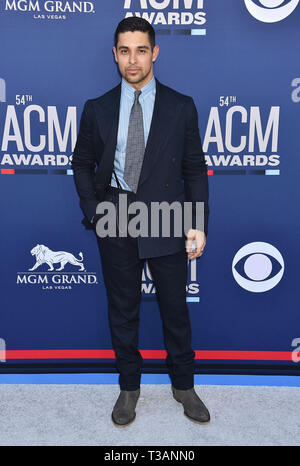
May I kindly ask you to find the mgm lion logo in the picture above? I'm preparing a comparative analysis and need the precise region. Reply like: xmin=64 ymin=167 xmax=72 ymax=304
xmin=29 ymin=244 xmax=85 ymax=271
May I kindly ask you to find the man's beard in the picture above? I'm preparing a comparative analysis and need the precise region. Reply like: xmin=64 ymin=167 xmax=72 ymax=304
xmin=124 ymin=67 xmax=152 ymax=85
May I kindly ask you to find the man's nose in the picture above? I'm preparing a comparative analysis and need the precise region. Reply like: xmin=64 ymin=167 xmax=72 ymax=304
xmin=128 ymin=53 xmax=138 ymax=64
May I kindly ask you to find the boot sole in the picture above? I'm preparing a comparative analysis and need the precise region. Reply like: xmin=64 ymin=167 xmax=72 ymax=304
xmin=111 ymin=412 xmax=136 ymax=427
xmin=173 ymin=394 xmax=210 ymax=424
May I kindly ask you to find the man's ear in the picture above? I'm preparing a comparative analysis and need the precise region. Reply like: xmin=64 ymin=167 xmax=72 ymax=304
xmin=112 ymin=46 xmax=118 ymax=63
xmin=152 ymin=45 xmax=159 ymax=63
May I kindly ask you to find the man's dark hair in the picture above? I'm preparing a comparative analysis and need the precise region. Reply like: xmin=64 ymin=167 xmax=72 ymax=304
xmin=114 ymin=17 xmax=156 ymax=50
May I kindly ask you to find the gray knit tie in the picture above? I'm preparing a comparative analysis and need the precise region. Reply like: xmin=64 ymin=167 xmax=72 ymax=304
xmin=124 ymin=90 xmax=145 ymax=193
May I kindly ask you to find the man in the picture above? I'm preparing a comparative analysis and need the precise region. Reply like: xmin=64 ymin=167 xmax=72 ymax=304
xmin=72 ymin=17 xmax=210 ymax=426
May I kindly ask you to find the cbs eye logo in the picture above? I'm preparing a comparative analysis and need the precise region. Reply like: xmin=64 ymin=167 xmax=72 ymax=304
xmin=244 ymin=0 xmax=299 ymax=23
xmin=232 ymin=242 xmax=284 ymax=292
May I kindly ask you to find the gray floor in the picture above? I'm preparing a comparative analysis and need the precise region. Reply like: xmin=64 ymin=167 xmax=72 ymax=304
xmin=0 ymin=384 xmax=299 ymax=446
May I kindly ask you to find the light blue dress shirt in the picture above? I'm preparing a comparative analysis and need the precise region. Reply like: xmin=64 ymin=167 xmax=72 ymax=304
xmin=110 ymin=75 xmax=156 ymax=190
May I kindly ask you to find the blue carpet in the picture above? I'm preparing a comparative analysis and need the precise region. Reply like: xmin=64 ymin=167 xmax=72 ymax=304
xmin=0 ymin=373 xmax=299 ymax=386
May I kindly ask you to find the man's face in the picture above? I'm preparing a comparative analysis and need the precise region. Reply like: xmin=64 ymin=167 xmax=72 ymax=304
xmin=113 ymin=30 xmax=159 ymax=89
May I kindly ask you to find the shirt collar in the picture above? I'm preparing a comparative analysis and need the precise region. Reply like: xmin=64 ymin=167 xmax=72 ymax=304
xmin=121 ymin=75 xmax=156 ymax=102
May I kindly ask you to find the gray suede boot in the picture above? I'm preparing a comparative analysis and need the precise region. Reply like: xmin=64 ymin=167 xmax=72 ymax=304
xmin=172 ymin=386 xmax=210 ymax=423
xmin=112 ymin=389 xmax=140 ymax=426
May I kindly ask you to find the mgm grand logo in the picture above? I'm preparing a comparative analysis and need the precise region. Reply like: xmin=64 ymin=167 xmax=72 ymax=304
xmin=16 ymin=244 xmax=98 ymax=290
xmin=4 ymin=0 xmax=95 ymax=13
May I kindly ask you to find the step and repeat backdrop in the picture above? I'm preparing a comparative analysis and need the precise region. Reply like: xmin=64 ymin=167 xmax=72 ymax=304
xmin=0 ymin=0 xmax=299 ymax=374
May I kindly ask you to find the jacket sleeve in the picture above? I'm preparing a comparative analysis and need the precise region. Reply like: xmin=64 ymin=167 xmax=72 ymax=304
xmin=182 ymin=97 xmax=209 ymax=236
xmin=71 ymin=100 xmax=100 ymax=226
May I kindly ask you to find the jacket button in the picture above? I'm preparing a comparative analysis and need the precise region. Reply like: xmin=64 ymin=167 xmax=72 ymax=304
xmin=171 ymin=158 xmax=175 ymax=163
xmin=165 ymin=183 xmax=169 ymax=188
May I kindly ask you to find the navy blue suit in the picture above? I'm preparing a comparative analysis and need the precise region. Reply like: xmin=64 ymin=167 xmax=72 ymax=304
xmin=72 ymin=77 xmax=209 ymax=390
xmin=72 ymin=77 xmax=209 ymax=259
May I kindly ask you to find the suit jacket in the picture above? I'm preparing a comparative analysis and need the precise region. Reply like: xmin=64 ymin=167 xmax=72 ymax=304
xmin=71 ymin=77 xmax=209 ymax=259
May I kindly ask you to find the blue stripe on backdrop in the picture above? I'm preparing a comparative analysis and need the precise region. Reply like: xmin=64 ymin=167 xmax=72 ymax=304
xmin=0 ymin=374 xmax=300 ymax=387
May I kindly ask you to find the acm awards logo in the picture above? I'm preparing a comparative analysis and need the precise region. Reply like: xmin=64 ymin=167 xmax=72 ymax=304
xmin=0 ymin=79 xmax=6 ymax=103
xmin=203 ymin=104 xmax=281 ymax=170
xmin=123 ymin=0 xmax=207 ymax=27
xmin=16 ymin=244 xmax=99 ymax=290
xmin=142 ymin=258 xmax=200 ymax=301
xmin=244 ymin=0 xmax=299 ymax=22
xmin=291 ymin=78 xmax=300 ymax=103
xmin=232 ymin=242 xmax=284 ymax=292
xmin=0 ymin=79 xmax=76 ymax=170
xmin=0 ymin=338 xmax=6 ymax=363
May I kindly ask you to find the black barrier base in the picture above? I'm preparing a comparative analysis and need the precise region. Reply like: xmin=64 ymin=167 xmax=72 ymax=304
xmin=0 ymin=362 xmax=299 ymax=376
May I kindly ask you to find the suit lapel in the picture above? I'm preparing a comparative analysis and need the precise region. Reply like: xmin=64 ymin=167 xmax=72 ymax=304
xmin=94 ymin=77 xmax=183 ymax=190
xmin=138 ymin=77 xmax=182 ymax=188
xmin=94 ymin=83 xmax=121 ymax=187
